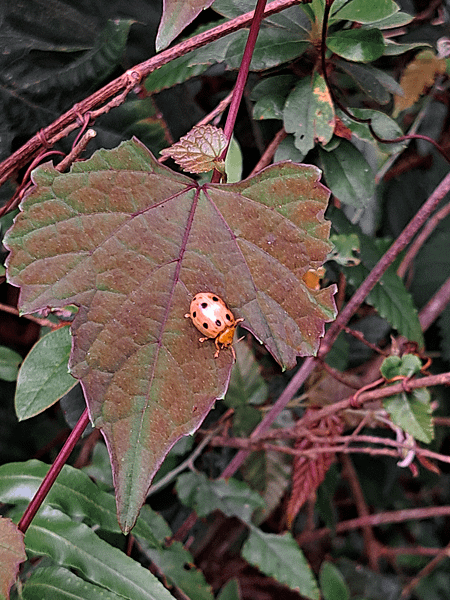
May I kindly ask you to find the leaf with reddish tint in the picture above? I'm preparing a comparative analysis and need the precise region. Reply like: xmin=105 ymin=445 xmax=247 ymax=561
xmin=0 ymin=517 xmax=26 ymax=599
xmin=156 ymin=0 xmax=215 ymax=51
xmin=160 ymin=125 xmax=228 ymax=174
xmin=5 ymin=139 xmax=335 ymax=532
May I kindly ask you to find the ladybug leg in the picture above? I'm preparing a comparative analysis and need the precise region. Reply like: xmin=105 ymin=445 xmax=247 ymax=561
xmin=214 ymin=337 xmax=221 ymax=358
xmin=198 ymin=337 xmax=208 ymax=343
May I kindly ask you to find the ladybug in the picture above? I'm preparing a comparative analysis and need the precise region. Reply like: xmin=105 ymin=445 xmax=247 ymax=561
xmin=185 ymin=292 xmax=244 ymax=359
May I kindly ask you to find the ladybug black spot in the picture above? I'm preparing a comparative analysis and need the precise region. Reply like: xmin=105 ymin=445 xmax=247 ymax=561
xmin=225 ymin=313 xmax=231 ymax=321
xmin=212 ymin=296 xmax=219 ymax=302
xmin=203 ymin=322 xmax=208 ymax=329
xmin=192 ymin=311 xmax=196 ymax=318
xmin=201 ymin=302 xmax=208 ymax=309
xmin=215 ymin=319 xmax=221 ymax=326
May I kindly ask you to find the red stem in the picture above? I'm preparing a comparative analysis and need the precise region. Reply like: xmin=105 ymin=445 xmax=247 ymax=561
xmin=18 ymin=408 xmax=90 ymax=533
xmin=211 ymin=0 xmax=268 ymax=183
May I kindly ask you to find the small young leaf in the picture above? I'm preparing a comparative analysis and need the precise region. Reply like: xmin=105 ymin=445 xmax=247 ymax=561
xmin=15 ymin=326 xmax=76 ymax=421
xmin=0 ymin=517 xmax=26 ymax=600
xmin=284 ymin=72 xmax=335 ymax=154
xmin=160 ymin=125 xmax=228 ymax=174
xmin=0 ymin=346 xmax=22 ymax=382
xmin=176 ymin=472 xmax=265 ymax=522
xmin=380 ymin=354 xmax=422 ymax=380
xmin=242 ymin=526 xmax=319 ymax=600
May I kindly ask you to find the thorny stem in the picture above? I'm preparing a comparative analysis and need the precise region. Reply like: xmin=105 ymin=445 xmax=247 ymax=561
xmin=18 ymin=409 xmax=90 ymax=533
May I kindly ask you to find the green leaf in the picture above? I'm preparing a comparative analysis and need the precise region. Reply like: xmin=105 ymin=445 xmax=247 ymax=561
xmin=383 ymin=388 xmax=433 ymax=444
xmin=335 ymin=60 xmax=399 ymax=104
xmin=22 ymin=566 xmax=124 ymax=600
xmin=337 ymin=108 xmax=407 ymax=154
xmin=217 ymin=578 xmax=241 ymax=600
xmin=252 ymin=75 xmax=296 ymax=120
xmin=156 ymin=0 xmax=215 ymax=51
xmin=143 ymin=542 xmax=215 ymax=600
xmin=176 ymin=472 xmax=265 ymax=522
xmin=284 ymin=72 xmax=335 ymax=154
xmin=328 ymin=233 xmax=361 ymax=266
xmin=366 ymin=11 xmax=413 ymax=30
xmin=380 ymin=354 xmax=422 ymax=380
xmin=327 ymin=29 xmax=385 ymax=63
xmin=145 ymin=53 xmax=211 ymax=93
xmin=25 ymin=510 xmax=174 ymax=600
xmin=190 ymin=27 xmax=309 ymax=71
xmin=329 ymin=207 xmax=424 ymax=346
xmin=0 ymin=346 xmax=22 ymax=382
xmin=242 ymin=526 xmax=319 ymax=600
xmin=15 ymin=327 xmax=76 ymax=421
xmin=331 ymin=0 xmax=399 ymax=24
xmin=0 ymin=517 xmax=26 ymax=600
xmin=384 ymin=40 xmax=431 ymax=56
xmin=319 ymin=561 xmax=350 ymax=600
xmin=319 ymin=140 xmax=375 ymax=208
xmin=5 ymin=139 xmax=336 ymax=532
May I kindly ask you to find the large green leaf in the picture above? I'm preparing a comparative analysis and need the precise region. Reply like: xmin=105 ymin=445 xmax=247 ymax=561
xmin=0 ymin=459 xmax=160 ymax=548
xmin=242 ymin=526 xmax=319 ymax=600
xmin=327 ymin=29 xmax=385 ymax=63
xmin=331 ymin=0 xmax=399 ymax=24
xmin=25 ymin=510 xmax=174 ymax=600
xmin=319 ymin=140 xmax=375 ymax=208
xmin=22 ymin=566 xmax=124 ymax=600
xmin=5 ymin=139 xmax=335 ymax=531
xmin=284 ymin=72 xmax=335 ymax=154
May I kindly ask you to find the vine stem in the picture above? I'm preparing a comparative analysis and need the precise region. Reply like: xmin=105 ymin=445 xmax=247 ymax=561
xmin=18 ymin=409 xmax=90 ymax=533
xmin=211 ymin=0 xmax=269 ymax=183
xmin=222 ymin=169 xmax=450 ymax=478
xmin=0 ymin=0 xmax=301 ymax=189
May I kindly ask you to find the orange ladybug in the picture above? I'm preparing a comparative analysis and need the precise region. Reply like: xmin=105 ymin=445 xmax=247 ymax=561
xmin=185 ymin=292 xmax=244 ymax=359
